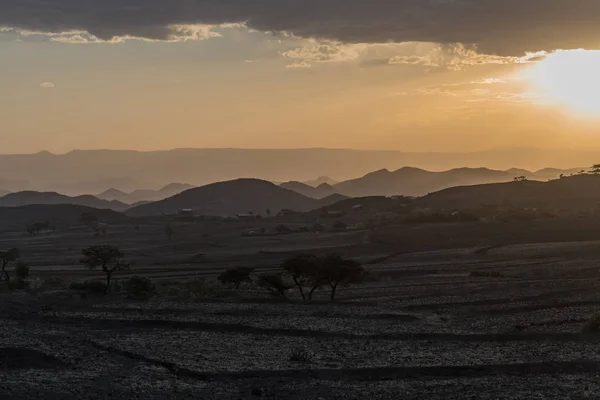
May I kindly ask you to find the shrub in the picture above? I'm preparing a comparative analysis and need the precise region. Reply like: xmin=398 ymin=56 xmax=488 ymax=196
xmin=289 ymin=348 xmax=311 ymax=363
xmin=15 ymin=261 xmax=30 ymax=281
xmin=7 ymin=279 xmax=30 ymax=291
xmin=123 ymin=276 xmax=156 ymax=300
xmin=69 ymin=280 xmax=107 ymax=295
xmin=582 ymin=313 xmax=600 ymax=334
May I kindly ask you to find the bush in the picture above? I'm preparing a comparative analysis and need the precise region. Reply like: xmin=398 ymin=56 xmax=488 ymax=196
xmin=7 ymin=279 xmax=30 ymax=291
xmin=582 ymin=313 xmax=600 ymax=334
xmin=69 ymin=280 xmax=107 ymax=295
xmin=123 ymin=276 xmax=156 ymax=300
xmin=15 ymin=262 xmax=30 ymax=281
xmin=289 ymin=348 xmax=311 ymax=363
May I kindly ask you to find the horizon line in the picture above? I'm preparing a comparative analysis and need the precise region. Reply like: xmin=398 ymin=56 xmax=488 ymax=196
xmin=0 ymin=146 xmax=588 ymax=157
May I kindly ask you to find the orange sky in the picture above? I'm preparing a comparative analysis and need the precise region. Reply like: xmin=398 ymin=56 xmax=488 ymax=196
xmin=3 ymin=2 xmax=600 ymax=154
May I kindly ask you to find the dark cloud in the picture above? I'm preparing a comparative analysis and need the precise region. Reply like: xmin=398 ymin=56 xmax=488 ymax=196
xmin=2 ymin=0 xmax=600 ymax=55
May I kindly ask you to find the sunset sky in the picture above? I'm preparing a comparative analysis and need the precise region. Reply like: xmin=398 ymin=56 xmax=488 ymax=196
xmin=3 ymin=1 xmax=600 ymax=154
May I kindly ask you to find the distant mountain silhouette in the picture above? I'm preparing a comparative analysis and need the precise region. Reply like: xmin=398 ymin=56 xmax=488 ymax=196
xmin=303 ymin=176 xmax=338 ymax=187
xmin=333 ymin=167 xmax=520 ymax=197
xmin=0 ymin=191 xmax=129 ymax=211
xmin=0 ymin=204 xmax=127 ymax=231
xmin=49 ymin=177 xmax=142 ymax=196
xmin=0 ymin=148 xmax=595 ymax=191
xmin=418 ymin=174 xmax=600 ymax=211
xmin=279 ymin=181 xmax=339 ymax=199
xmin=96 ymin=183 xmax=195 ymax=204
xmin=126 ymin=178 xmax=346 ymax=217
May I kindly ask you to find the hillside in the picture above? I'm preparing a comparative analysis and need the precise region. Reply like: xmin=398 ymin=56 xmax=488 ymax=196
xmin=0 ymin=191 xmax=129 ymax=211
xmin=0 ymin=204 xmax=128 ymax=231
xmin=126 ymin=179 xmax=344 ymax=217
xmin=97 ymin=183 xmax=195 ymax=204
xmin=303 ymin=176 xmax=338 ymax=187
xmin=333 ymin=167 xmax=518 ymax=197
xmin=417 ymin=174 xmax=600 ymax=212
xmin=279 ymin=181 xmax=339 ymax=199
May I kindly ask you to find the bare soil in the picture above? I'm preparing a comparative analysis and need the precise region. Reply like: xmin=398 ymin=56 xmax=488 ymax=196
xmin=3 ymin=218 xmax=600 ymax=399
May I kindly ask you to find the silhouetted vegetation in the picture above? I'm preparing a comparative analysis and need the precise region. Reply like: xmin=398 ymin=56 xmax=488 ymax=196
xmin=69 ymin=280 xmax=107 ymax=295
xmin=288 ymin=348 xmax=311 ymax=363
xmin=316 ymin=254 xmax=365 ymax=300
xmin=469 ymin=270 xmax=504 ymax=278
xmin=15 ymin=261 xmax=29 ymax=281
xmin=282 ymin=255 xmax=317 ymax=300
xmin=582 ymin=313 xmax=600 ymax=334
xmin=218 ymin=267 xmax=254 ymax=290
xmin=80 ymin=245 xmax=129 ymax=294
xmin=0 ymin=248 xmax=20 ymax=283
xmin=123 ymin=276 xmax=156 ymax=300
xmin=257 ymin=273 xmax=294 ymax=297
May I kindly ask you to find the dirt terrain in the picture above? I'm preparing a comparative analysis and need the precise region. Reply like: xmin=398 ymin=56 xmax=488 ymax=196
xmin=3 ymin=217 xmax=600 ymax=399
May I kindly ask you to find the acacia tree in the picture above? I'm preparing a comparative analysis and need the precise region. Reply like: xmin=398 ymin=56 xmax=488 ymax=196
xmin=218 ymin=267 xmax=254 ymax=290
xmin=317 ymin=254 xmax=365 ymax=301
xmin=256 ymin=273 xmax=294 ymax=298
xmin=80 ymin=245 xmax=129 ymax=294
xmin=281 ymin=254 xmax=317 ymax=301
xmin=0 ymin=248 xmax=20 ymax=282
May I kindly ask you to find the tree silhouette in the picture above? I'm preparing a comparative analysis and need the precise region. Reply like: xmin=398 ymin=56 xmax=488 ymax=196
xmin=591 ymin=164 xmax=600 ymax=174
xmin=513 ymin=176 xmax=527 ymax=182
xmin=281 ymin=254 xmax=317 ymax=300
xmin=218 ymin=267 xmax=254 ymax=290
xmin=0 ymin=248 xmax=19 ymax=282
xmin=80 ymin=245 xmax=129 ymax=294
xmin=257 ymin=273 xmax=294 ymax=297
xmin=317 ymin=254 xmax=365 ymax=301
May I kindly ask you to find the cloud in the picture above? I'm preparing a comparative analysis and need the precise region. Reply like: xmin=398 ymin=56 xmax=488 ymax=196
xmin=2 ymin=1 xmax=600 ymax=55
xmin=285 ymin=61 xmax=312 ymax=69
xmin=40 ymin=82 xmax=55 ymax=88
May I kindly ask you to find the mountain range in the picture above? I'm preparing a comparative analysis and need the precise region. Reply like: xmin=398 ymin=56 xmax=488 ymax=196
xmin=126 ymin=179 xmax=346 ymax=217
xmin=0 ymin=191 xmax=130 ymax=211
xmin=96 ymin=183 xmax=196 ymax=204
xmin=281 ymin=166 xmax=584 ymax=199
xmin=0 ymin=148 xmax=595 ymax=193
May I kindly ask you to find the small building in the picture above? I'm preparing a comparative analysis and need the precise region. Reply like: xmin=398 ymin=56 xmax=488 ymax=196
xmin=178 ymin=209 xmax=194 ymax=217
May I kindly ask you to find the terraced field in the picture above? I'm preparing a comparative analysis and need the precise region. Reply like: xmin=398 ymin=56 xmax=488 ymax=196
xmin=3 ymin=220 xmax=600 ymax=398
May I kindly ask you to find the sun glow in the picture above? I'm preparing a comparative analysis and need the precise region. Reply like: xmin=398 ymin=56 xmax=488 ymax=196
xmin=521 ymin=49 xmax=600 ymax=117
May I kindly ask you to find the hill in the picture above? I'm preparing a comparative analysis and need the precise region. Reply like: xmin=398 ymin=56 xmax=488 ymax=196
xmin=126 ymin=179 xmax=345 ymax=217
xmin=97 ymin=183 xmax=195 ymax=204
xmin=417 ymin=174 xmax=600 ymax=212
xmin=0 ymin=191 xmax=129 ymax=211
xmin=0 ymin=148 xmax=594 ymax=192
xmin=303 ymin=176 xmax=338 ymax=187
xmin=333 ymin=167 xmax=518 ymax=197
xmin=0 ymin=204 xmax=128 ymax=231
xmin=279 ymin=181 xmax=339 ymax=199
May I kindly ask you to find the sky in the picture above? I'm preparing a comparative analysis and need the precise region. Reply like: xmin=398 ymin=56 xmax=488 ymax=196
xmin=2 ymin=1 xmax=600 ymax=154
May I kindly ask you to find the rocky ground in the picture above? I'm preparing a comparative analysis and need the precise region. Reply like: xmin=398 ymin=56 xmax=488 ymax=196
xmin=4 ymin=239 xmax=600 ymax=399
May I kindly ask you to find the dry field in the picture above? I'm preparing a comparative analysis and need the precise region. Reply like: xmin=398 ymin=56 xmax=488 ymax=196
xmin=3 ymin=219 xmax=600 ymax=399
